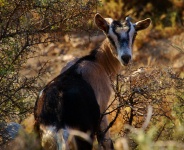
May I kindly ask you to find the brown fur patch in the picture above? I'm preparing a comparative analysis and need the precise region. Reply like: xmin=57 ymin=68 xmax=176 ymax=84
xmin=77 ymin=39 xmax=122 ymax=113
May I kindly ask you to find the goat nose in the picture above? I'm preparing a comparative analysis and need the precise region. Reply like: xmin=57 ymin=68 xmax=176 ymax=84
xmin=121 ymin=55 xmax=131 ymax=65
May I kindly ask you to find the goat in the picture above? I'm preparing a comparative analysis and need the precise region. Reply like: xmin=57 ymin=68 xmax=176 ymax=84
xmin=34 ymin=13 xmax=151 ymax=150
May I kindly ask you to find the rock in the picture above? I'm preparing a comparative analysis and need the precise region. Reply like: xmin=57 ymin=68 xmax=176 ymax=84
xmin=62 ymin=54 xmax=74 ymax=62
xmin=0 ymin=122 xmax=22 ymax=143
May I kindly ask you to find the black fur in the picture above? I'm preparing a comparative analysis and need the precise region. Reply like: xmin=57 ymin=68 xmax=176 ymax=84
xmin=34 ymin=50 xmax=100 ymax=150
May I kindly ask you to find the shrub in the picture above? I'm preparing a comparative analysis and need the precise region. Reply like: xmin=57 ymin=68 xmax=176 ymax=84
xmin=0 ymin=0 xmax=99 ymax=146
xmin=102 ymin=65 xmax=184 ymax=149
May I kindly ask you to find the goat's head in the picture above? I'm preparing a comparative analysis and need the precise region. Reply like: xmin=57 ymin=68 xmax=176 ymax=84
xmin=95 ymin=13 xmax=151 ymax=66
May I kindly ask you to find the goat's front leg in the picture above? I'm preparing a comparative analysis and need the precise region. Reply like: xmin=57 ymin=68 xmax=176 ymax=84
xmin=97 ymin=115 xmax=114 ymax=150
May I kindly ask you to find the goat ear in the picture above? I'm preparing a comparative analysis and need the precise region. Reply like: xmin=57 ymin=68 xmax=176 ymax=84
xmin=95 ymin=13 xmax=109 ymax=33
xmin=134 ymin=18 xmax=151 ymax=31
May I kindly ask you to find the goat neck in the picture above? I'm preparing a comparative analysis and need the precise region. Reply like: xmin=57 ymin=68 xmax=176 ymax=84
xmin=96 ymin=38 xmax=122 ymax=77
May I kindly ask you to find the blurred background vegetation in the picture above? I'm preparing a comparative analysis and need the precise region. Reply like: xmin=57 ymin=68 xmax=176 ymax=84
xmin=0 ymin=0 xmax=183 ymax=149
xmin=99 ymin=0 xmax=184 ymax=37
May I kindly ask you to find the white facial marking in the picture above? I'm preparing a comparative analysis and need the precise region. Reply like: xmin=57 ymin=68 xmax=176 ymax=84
xmin=108 ymin=20 xmax=136 ymax=65
xmin=127 ymin=22 xmax=135 ymax=49
xmin=109 ymin=27 xmax=119 ymax=49
xmin=104 ymin=18 xmax=113 ymax=24
xmin=119 ymin=22 xmax=135 ymax=54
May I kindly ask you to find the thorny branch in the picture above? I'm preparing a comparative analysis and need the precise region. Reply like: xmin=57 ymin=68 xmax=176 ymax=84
xmin=101 ymin=66 xmax=184 ymax=140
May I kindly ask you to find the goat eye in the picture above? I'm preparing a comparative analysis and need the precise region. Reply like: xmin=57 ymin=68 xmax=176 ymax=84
xmin=114 ymin=24 xmax=119 ymax=28
xmin=117 ymin=24 xmax=122 ymax=28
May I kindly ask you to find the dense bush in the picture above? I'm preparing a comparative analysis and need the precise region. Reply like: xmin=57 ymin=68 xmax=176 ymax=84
xmin=0 ymin=0 xmax=99 ymax=145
